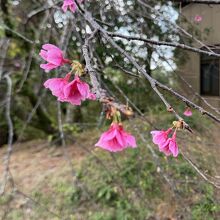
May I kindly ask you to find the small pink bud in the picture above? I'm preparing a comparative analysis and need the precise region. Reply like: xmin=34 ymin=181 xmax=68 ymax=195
xmin=194 ymin=15 xmax=202 ymax=23
xmin=62 ymin=0 xmax=83 ymax=13
xmin=184 ymin=108 xmax=192 ymax=117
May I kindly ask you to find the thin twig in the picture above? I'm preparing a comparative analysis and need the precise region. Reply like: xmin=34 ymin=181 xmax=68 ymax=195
xmin=0 ymin=74 xmax=14 ymax=195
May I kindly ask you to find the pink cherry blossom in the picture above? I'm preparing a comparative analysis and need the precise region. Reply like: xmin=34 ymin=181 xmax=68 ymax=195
xmin=184 ymin=108 xmax=192 ymax=117
xmin=62 ymin=0 xmax=83 ymax=13
xmin=194 ymin=15 xmax=202 ymax=23
xmin=39 ymin=44 xmax=70 ymax=71
xmin=44 ymin=73 xmax=71 ymax=101
xmin=150 ymin=128 xmax=172 ymax=146
xmin=160 ymin=132 xmax=179 ymax=157
xmin=62 ymin=0 xmax=76 ymax=13
xmin=64 ymin=75 xmax=96 ymax=105
xmin=95 ymin=123 xmax=137 ymax=152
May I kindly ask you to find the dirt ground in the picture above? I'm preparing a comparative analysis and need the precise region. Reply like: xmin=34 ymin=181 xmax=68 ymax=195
xmin=0 ymin=139 xmax=88 ymax=194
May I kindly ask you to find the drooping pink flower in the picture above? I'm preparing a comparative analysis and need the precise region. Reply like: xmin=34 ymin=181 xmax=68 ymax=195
xmin=40 ymin=44 xmax=70 ymax=71
xmin=64 ymin=75 xmax=96 ymax=105
xmin=62 ymin=0 xmax=83 ymax=13
xmin=44 ymin=73 xmax=71 ymax=101
xmin=184 ymin=108 xmax=192 ymax=117
xmin=160 ymin=131 xmax=179 ymax=157
xmin=194 ymin=15 xmax=202 ymax=23
xmin=95 ymin=123 xmax=137 ymax=152
xmin=150 ymin=128 xmax=172 ymax=146
xmin=62 ymin=0 xmax=76 ymax=13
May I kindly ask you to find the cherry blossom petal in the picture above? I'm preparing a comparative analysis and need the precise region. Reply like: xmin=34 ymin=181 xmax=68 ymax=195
xmin=40 ymin=63 xmax=57 ymax=71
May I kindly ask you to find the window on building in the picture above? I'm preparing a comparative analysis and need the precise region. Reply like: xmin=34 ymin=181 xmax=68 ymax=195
xmin=200 ymin=53 xmax=220 ymax=96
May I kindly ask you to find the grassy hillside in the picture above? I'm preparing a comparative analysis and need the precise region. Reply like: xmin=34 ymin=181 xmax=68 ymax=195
xmin=0 ymin=113 xmax=220 ymax=220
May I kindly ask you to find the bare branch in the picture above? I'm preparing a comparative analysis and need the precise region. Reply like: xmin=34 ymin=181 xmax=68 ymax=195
xmin=108 ymin=32 xmax=220 ymax=58
xmin=82 ymin=30 xmax=134 ymax=116
xmin=181 ymin=151 xmax=220 ymax=189
xmin=0 ymin=74 xmax=13 ymax=195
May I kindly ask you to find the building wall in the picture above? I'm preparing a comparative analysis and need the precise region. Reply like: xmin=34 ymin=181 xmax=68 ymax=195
xmin=179 ymin=4 xmax=220 ymax=108
xmin=182 ymin=4 xmax=220 ymax=45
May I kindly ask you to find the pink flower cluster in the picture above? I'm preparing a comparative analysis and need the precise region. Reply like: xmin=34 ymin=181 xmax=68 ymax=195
xmin=62 ymin=0 xmax=83 ymax=13
xmin=40 ymin=44 xmax=95 ymax=105
xmin=39 ymin=45 xmax=138 ymax=153
xmin=95 ymin=123 xmax=137 ymax=152
xmin=38 ymin=43 xmax=134 ymax=153
xmin=44 ymin=74 xmax=95 ymax=105
xmin=151 ymin=128 xmax=179 ymax=157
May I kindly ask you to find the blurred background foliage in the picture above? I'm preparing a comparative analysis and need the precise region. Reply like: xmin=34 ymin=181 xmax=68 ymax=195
xmin=0 ymin=0 xmax=182 ymax=146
